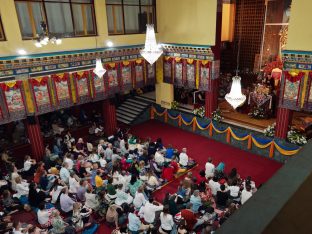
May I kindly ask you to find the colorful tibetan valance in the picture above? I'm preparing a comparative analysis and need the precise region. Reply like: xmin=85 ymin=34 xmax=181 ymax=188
xmin=29 ymin=76 xmax=53 ymax=114
xmin=280 ymin=71 xmax=305 ymax=110
xmin=51 ymin=73 xmax=72 ymax=109
xmin=121 ymin=61 xmax=133 ymax=92
xmin=72 ymin=71 xmax=92 ymax=104
xmin=199 ymin=60 xmax=210 ymax=91
xmin=146 ymin=63 xmax=156 ymax=86
xmin=134 ymin=59 xmax=144 ymax=89
xmin=0 ymin=81 xmax=26 ymax=121
xmin=105 ymin=63 xmax=120 ymax=96
xmin=173 ymin=58 xmax=184 ymax=87
xmin=163 ymin=57 xmax=173 ymax=84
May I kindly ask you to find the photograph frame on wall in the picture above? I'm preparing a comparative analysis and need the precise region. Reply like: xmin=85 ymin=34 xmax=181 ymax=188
xmin=174 ymin=58 xmax=184 ymax=87
xmin=29 ymin=76 xmax=53 ymax=114
xmin=135 ymin=59 xmax=144 ymax=89
xmin=105 ymin=63 xmax=120 ymax=97
xmin=91 ymin=70 xmax=106 ymax=101
xmin=51 ymin=73 xmax=73 ymax=109
xmin=199 ymin=61 xmax=210 ymax=91
xmin=163 ymin=57 xmax=173 ymax=84
xmin=280 ymin=71 xmax=305 ymax=111
xmin=304 ymin=72 xmax=312 ymax=112
xmin=0 ymin=80 xmax=27 ymax=121
xmin=186 ymin=59 xmax=196 ymax=89
xmin=146 ymin=62 xmax=156 ymax=86
xmin=72 ymin=71 xmax=92 ymax=105
xmin=121 ymin=61 xmax=133 ymax=92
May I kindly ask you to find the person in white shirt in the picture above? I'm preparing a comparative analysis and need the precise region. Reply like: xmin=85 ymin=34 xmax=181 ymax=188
xmin=60 ymin=187 xmax=75 ymax=213
xmin=85 ymin=188 xmax=100 ymax=210
xmin=60 ymin=162 xmax=70 ymax=184
xmin=179 ymin=148 xmax=189 ymax=167
xmin=37 ymin=202 xmax=54 ymax=228
xmin=51 ymin=183 xmax=64 ymax=204
xmin=133 ymin=187 xmax=147 ymax=209
xmin=155 ymin=149 xmax=165 ymax=165
xmin=115 ymin=184 xmax=133 ymax=205
xmin=205 ymin=157 xmax=215 ymax=179
xmin=159 ymin=206 xmax=174 ymax=233
xmin=139 ymin=198 xmax=164 ymax=224
xmin=68 ymin=172 xmax=80 ymax=194
xmin=89 ymin=149 xmax=100 ymax=163
xmin=228 ymin=181 xmax=240 ymax=199
xmin=23 ymin=155 xmax=36 ymax=177
xmin=208 ymin=176 xmax=221 ymax=196
xmin=241 ymin=184 xmax=253 ymax=205
xmin=13 ymin=176 xmax=29 ymax=199
xmin=99 ymin=155 xmax=107 ymax=168
xmin=63 ymin=154 xmax=74 ymax=171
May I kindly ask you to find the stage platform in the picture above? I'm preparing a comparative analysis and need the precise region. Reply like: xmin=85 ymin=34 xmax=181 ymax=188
xmin=219 ymin=100 xmax=311 ymax=133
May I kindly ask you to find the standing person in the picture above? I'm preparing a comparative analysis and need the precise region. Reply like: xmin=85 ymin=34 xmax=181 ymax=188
xmin=60 ymin=162 xmax=70 ymax=184
xmin=60 ymin=187 xmax=75 ymax=215
xmin=205 ymin=157 xmax=215 ymax=179
xmin=159 ymin=206 xmax=174 ymax=234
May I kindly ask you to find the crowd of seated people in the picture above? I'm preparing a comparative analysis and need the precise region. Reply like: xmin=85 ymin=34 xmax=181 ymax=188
xmin=0 ymin=126 xmax=258 ymax=234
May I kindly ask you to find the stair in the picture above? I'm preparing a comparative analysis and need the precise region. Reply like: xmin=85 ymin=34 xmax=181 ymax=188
xmin=116 ymin=97 xmax=152 ymax=125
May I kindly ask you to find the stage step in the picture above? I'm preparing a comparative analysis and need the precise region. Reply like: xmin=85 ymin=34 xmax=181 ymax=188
xmin=116 ymin=96 xmax=153 ymax=125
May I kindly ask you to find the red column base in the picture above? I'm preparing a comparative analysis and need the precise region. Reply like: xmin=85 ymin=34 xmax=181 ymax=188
xmin=102 ymin=99 xmax=117 ymax=136
xmin=275 ymin=107 xmax=293 ymax=139
xmin=25 ymin=117 xmax=45 ymax=161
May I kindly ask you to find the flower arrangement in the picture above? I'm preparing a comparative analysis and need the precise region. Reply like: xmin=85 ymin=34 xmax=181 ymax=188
xmin=211 ymin=109 xmax=223 ymax=123
xmin=192 ymin=106 xmax=205 ymax=118
xmin=248 ymin=106 xmax=265 ymax=119
xmin=287 ymin=128 xmax=307 ymax=145
xmin=171 ymin=100 xmax=179 ymax=110
xmin=264 ymin=123 xmax=276 ymax=137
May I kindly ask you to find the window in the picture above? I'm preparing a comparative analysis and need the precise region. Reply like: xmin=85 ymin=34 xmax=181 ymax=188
xmin=106 ymin=0 xmax=156 ymax=35
xmin=15 ymin=0 xmax=97 ymax=39
xmin=0 ymin=15 xmax=5 ymax=41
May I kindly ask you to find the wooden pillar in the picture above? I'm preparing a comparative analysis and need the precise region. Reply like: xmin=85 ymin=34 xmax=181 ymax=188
xmin=275 ymin=107 xmax=293 ymax=139
xmin=25 ymin=116 xmax=45 ymax=161
xmin=102 ymin=99 xmax=117 ymax=136
xmin=206 ymin=0 xmax=222 ymax=118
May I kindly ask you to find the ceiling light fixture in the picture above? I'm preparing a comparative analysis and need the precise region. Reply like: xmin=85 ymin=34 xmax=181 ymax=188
xmin=225 ymin=0 xmax=246 ymax=109
xmin=17 ymin=49 xmax=27 ymax=55
xmin=106 ymin=41 xmax=113 ymax=47
xmin=140 ymin=24 xmax=163 ymax=65
xmin=33 ymin=21 xmax=62 ymax=47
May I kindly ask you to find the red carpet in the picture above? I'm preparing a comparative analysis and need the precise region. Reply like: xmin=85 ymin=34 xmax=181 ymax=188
xmin=98 ymin=119 xmax=282 ymax=233
xmin=130 ymin=120 xmax=283 ymax=201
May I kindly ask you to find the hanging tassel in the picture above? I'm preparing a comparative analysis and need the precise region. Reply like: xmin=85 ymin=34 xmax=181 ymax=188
xmin=269 ymin=142 xmax=275 ymax=158
xmin=164 ymin=110 xmax=168 ymax=123
xmin=178 ymin=115 xmax=182 ymax=127
xmin=150 ymin=107 xmax=154 ymax=120
xmin=226 ymin=128 xmax=231 ymax=143
xmin=209 ymin=123 xmax=213 ymax=137
xmin=247 ymin=135 xmax=252 ymax=150
xmin=192 ymin=118 xmax=196 ymax=131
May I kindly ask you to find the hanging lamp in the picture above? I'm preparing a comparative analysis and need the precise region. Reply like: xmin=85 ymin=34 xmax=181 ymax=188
xmin=93 ymin=37 xmax=106 ymax=78
xmin=140 ymin=24 xmax=163 ymax=65
xmin=225 ymin=0 xmax=246 ymax=109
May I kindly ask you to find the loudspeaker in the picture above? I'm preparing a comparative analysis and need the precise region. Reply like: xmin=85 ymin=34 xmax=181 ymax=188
xmin=27 ymin=116 xmax=37 ymax=125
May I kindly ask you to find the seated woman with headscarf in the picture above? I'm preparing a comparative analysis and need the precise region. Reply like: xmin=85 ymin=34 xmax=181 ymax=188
xmin=215 ymin=162 xmax=225 ymax=179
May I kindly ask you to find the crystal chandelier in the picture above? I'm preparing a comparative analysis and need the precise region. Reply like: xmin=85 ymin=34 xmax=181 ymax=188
xmin=93 ymin=58 xmax=106 ymax=78
xmin=225 ymin=75 xmax=246 ymax=109
xmin=140 ymin=24 xmax=163 ymax=65
xmin=34 ymin=21 xmax=62 ymax=47
xmin=225 ymin=0 xmax=246 ymax=109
